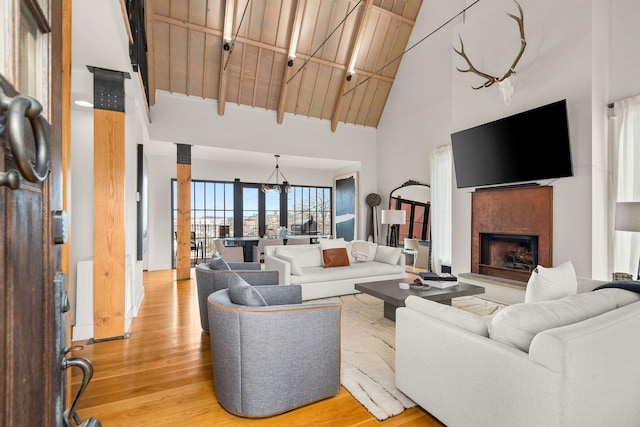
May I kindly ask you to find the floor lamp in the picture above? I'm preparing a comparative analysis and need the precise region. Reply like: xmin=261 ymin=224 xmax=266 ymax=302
xmin=615 ymin=202 xmax=640 ymax=280
xmin=381 ymin=209 xmax=406 ymax=247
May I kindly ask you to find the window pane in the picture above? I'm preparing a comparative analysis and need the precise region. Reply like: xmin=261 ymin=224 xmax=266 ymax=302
xmin=265 ymin=191 xmax=280 ymax=233
xmin=243 ymin=187 xmax=259 ymax=237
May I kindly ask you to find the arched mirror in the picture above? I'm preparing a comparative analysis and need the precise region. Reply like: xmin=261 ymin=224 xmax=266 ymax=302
xmin=389 ymin=180 xmax=431 ymax=243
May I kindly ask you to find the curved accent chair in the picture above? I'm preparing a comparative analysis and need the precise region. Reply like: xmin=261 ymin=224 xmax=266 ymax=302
xmin=195 ymin=257 xmax=278 ymax=333
xmin=207 ymin=279 xmax=341 ymax=417
xmin=213 ymin=238 xmax=245 ymax=263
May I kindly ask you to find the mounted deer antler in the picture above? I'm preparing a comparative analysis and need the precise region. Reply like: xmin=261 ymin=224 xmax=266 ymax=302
xmin=454 ymin=0 xmax=526 ymax=90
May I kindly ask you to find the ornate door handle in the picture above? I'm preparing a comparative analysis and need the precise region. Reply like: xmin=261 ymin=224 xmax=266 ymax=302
xmin=62 ymin=354 xmax=102 ymax=427
xmin=0 ymin=86 xmax=50 ymax=189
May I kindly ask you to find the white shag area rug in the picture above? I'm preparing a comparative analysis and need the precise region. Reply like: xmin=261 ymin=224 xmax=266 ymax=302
xmin=317 ymin=293 xmax=504 ymax=421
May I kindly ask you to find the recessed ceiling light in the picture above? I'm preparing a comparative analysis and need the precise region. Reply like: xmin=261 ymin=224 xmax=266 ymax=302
xmin=74 ymin=100 xmax=93 ymax=108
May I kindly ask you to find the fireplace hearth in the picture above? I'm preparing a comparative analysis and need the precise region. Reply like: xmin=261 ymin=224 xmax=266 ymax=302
xmin=471 ymin=186 xmax=552 ymax=282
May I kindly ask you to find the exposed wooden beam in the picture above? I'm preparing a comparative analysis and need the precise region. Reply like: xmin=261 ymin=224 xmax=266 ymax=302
xmin=277 ymin=0 xmax=306 ymax=124
xmin=372 ymin=4 xmax=415 ymax=25
xmin=331 ymin=0 xmax=373 ymax=132
xmin=218 ymin=0 xmax=235 ymax=115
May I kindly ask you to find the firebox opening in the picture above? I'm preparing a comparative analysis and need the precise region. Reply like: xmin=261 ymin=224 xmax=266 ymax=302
xmin=480 ymin=233 xmax=538 ymax=273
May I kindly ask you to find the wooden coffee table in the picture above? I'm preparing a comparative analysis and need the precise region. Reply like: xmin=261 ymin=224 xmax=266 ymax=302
xmin=355 ymin=279 xmax=485 ymax=321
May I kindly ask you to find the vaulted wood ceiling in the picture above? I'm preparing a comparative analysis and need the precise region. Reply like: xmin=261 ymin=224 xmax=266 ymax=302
xmin=147 ymin=0 xmax=423 ymax=131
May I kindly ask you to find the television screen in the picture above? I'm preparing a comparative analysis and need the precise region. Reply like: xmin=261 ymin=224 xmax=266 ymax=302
xmin=450 ymin=100 xmax=573 ymax=189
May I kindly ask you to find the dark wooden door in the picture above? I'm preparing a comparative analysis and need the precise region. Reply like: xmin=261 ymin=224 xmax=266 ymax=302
xmin=0 ymin=1 xmax=65 ymax=426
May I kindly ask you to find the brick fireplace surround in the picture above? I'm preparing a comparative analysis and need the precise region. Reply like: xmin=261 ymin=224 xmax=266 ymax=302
xmin=471 ymin=185 xmax=552 ymax=282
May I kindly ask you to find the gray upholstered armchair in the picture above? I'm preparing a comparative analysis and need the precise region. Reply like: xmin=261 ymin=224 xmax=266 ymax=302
xmin=195 ymin=259 xmax=278 ymax=333
xmin=207 ymin=281 xmax=341 ymax=417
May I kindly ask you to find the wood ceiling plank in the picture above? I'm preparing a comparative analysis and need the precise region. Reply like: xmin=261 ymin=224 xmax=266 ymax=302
xmin=357 ymin=9 xmax=383 ymax=72
xmin=308 ymin=64 xmax=333 ymax=119
xmin=344 ymin=74 xmax=367 ymax=124
xmin=356 ymin=75 xmax=378 ymax=125
xmin=188 ymin=29 xmax=206 ymax=96
xmin=246 ymin=0 xmax=262 ymax=41
xmin=331 ymin=0 xmax=373 ymax=132
xmin=205 ymin=0 xmax=224 ymax=29
xmin=270 ymin=54 xmax=286 ymax=110
xmin=362 ymin=76 xmax=380 ymax=126
xmin=251 ymin=48 xmax=262 ymax=107
xmin=154 ymin=0 xmax=170 ymax=16
xmin=170 ymin=25 xmax=189 ymax=94
xmin=366 ymin=79 xmax=391 ymax=127
xmin=320 ymin=67 xmax=342 ymax=120
xmin=146 ymin=0 xmax=157 ymax=105
xmin=154 ymin=21 xmax=170 ymax=91
xmin=189 ymin=0 xmax=208 ymax=27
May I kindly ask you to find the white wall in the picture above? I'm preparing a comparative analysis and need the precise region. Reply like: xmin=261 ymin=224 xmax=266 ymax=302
xmin=377 ymin=0 xmax=637 ymax=280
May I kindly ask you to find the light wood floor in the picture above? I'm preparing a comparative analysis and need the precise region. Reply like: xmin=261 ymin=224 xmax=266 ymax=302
xmin=72 ymin=269 xmax=444 ymax=426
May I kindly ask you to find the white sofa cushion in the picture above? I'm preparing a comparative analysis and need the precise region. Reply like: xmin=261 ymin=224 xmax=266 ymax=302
xmin=596 ymin=288 xmax=640 ymax=307
xmin=405 ymin=295 xmax=490 ymax=336
xmin=524 ymin=260 xmax=577 ymax=303
xmin=374 ymin=245 xmax=401 ymax=265
xmin=275 ymin=245 xmax=322 ymax=268
xmin=289 ymin=261 xmax=403 ymax=284
xmin=490 ymin=291 xmax=618 ymax=352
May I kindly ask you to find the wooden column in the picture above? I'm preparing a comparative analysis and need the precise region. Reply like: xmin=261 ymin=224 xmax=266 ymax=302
xmin=91 ymin=67 xmax=130 ymax=340
xmin=176 ymin=144 xmax=192 ymax=280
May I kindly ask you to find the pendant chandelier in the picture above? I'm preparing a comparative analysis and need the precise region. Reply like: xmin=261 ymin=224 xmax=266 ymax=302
xmin=261 ymin=154 xmax=291 ymax=193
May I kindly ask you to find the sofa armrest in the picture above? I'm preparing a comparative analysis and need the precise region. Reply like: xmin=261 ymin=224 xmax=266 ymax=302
xmin=228 ymin=262 xmax=261 ymax=271
xmin=236 ymin=270 xmax=279 ymax=286
xmin=264 ymin=255 xmax=291 ymax=285
xmin=528 ymin=302 xmax=640 ymax=425
xmin=254 ymin=285 xmax=302 ymax=305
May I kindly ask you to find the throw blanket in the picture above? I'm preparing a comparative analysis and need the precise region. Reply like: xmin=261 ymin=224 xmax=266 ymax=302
xmin=593 ymin=280 xmax=640 ymax=294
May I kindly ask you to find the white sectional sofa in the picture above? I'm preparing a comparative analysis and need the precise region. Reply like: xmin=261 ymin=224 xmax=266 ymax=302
xmin=395 ymin=280 xmax=640 ymax=427
xmin=264 ymin=240 xmax=404 ymax=300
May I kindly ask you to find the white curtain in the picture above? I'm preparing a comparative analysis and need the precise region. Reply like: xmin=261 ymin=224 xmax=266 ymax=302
xmin=613 ymin=95 xmax=640 ymax=277
xmin=430 ymin=145 xmax=452 ymax=273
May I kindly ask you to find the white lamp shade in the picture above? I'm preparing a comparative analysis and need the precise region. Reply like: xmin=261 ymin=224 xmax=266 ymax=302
xmin=381 ymin=209 xmax=406 ymax=225
xmin=615 ymin=202 xmax=640 ymax=232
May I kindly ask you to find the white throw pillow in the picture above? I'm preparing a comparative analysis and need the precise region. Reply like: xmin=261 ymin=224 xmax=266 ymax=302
xmin=277 ymin=253 xmax=303 ymax=276
xmin=351 ymin=240 xmax=377 ymax=262
xmin=524 ymin=260 xmax=577 ymax=303
xmin=374 ymin=245 xmax=401 ymax=266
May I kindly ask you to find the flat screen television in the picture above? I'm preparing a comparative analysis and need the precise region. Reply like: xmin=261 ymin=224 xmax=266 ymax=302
xmin=450 ymin=99 xmax=573 ymax=189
